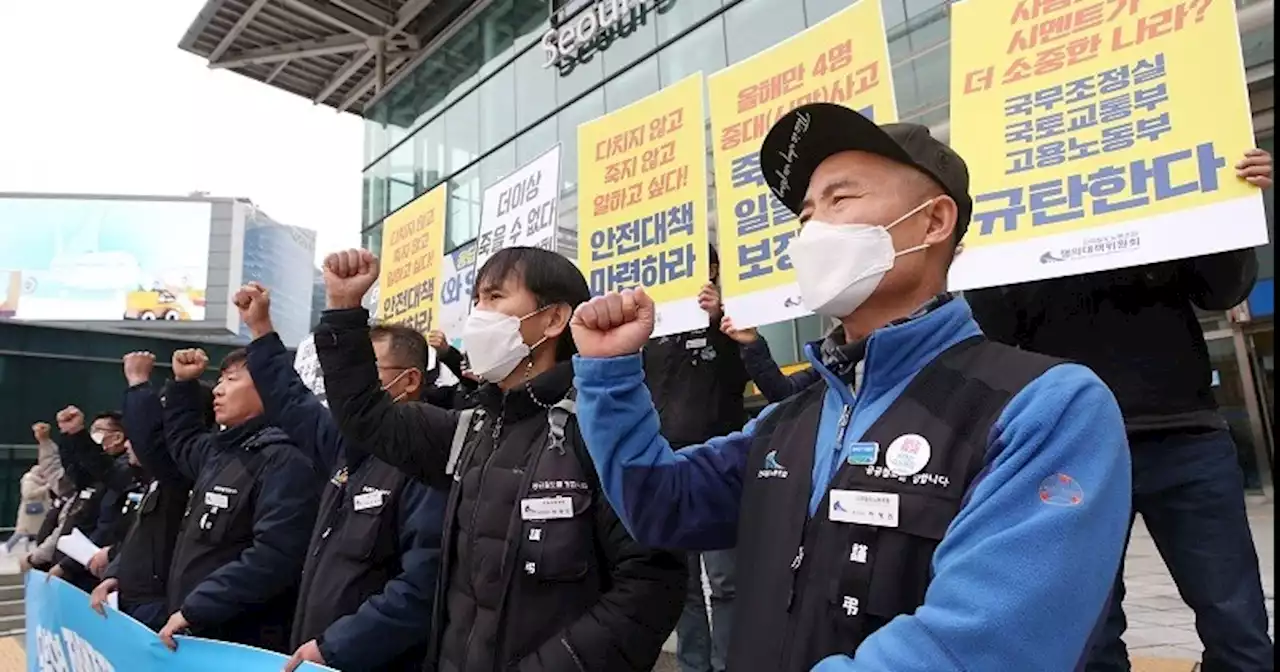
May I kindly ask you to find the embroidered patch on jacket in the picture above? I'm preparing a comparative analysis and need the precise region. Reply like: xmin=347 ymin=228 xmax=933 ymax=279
xmin=1038 ymin=473 xmax=1084 ymax=506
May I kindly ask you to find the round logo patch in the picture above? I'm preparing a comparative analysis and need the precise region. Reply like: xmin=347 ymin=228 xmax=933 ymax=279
xmin=884 ymin=434 xmax=931 ymax=477
xmin=1038 ymin=473 xmax=1084 ymax=506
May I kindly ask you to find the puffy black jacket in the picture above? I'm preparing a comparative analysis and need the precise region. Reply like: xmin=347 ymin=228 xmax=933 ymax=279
xmin=246 ymin=331 xmax=444 ymax=672
xmin=643 ymin=324 xmax=750 ymax=445
xmin=158 ymin=380 xmax=321 ymax=652
xmin=109 ymin=383 xmax=196 ymax=615
xmin=967 ymin=249 xmax=1258 ymax=433
xmin=315 ymin=307 xmax=685 ymax=672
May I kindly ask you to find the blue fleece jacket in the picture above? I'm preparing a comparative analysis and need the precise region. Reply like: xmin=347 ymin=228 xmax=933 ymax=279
xmin=573 ymin=297 xmax=1132 ymax=672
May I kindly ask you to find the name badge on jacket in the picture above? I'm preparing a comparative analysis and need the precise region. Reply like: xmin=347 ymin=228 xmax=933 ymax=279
xmin=353 ymin=491 xmax=384 ymax=511
xmin=829 ymin=490 xmax=899 ymax=528
xmin=520 ymin=496 xmax=574 ymax=521
xmin=204 ymin=492 xmax=229 ymax=509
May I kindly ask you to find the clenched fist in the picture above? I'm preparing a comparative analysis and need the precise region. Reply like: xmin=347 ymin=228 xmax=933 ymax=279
xmin=323 ymin=249 xmax=379 ymax=310
xmin=570 ymin=287 xmax=655 ymax=358
xmin=123 ymin=351 xmax=156 ymax=387
xmin=31 ymin=422 xmax=52 ymax=443
xmin=172 ymin=349 xmax=209 ymax=382
xmin=56 ymin=406 xmax=85 ymax=436
xmin=232 ymin=282 xmax=273 ymax=338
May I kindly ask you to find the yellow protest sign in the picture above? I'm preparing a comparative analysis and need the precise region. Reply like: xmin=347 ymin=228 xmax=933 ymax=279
xmin=708 ymin=0 xmax=897 ymax=329
xmin=949 ymin=0 xmax=1268 ymax=290
xmin=376 ymin=184 xmax=447 ymax=333
xmin=577 ymin=72 xmax=710 ymax=337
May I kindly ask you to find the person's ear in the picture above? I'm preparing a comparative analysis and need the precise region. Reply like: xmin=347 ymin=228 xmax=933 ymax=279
xmin=922 ymin=196 xmax=958 ymax=248
xmin=542 ymin=303 xmax=572 ymax=341
xmin=404 ymin=368 xmax=424 ymax=397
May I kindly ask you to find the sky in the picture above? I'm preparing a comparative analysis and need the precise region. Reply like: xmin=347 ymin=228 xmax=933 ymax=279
xmin=0 ymin=0 xmax=364 ymax=264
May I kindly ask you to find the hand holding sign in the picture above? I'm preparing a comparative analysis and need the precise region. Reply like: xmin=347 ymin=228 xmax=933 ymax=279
xmin=1236 ymin=148 xmax=1272 ymax=189
xmin=571 ymin=287 xmax=655 ymax=358
xmin=323 ymin=249 xmax=379 ymax=310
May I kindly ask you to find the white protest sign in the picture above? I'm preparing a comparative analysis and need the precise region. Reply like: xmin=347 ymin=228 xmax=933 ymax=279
xmin=476 ymin=145 xmax=562 ymax=271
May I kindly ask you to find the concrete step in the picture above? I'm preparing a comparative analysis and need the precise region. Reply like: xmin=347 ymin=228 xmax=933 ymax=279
xmin=0 ymin=585 xmax=21 ymax=603
xmin=0 ymin=573 xmax=23 ymax=589
xmin=0 ymin=614 xmax=23 ymax=638
xmin=0 ymin=600 xmax=23 ymax=619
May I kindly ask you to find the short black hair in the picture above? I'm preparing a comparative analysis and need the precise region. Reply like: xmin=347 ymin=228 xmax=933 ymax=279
xmin=474 ymin=247 xmax=591 ymax=361
xmin=91 ymin=412 xmax=123 ymax=429
xmin=371 ymin=324 xmax=438 ymax=385
xmin=219 ymin=348 xmax=248 ymax=373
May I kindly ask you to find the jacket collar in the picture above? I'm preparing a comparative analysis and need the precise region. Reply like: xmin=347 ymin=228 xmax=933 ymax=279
xmin=478 ymin=360 xmax=575 ymax=423
xmin=217 ymin=416 xmax=286 ymax=452
xmin=805 ymin=295 xmax=982 ymax=403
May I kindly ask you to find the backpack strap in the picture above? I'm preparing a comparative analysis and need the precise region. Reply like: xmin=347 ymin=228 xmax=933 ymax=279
xmin=546 ymin=389 xmax=577 ymax=455
xmin=447 ymin=408 xmax=480 ymax=477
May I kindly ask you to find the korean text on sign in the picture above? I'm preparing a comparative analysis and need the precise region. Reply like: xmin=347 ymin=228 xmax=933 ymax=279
xmin=476 ymin=145 xmax=563 ymax=272
xmin=948 ymin=0 xmax=1268 ymax=291
xmin=576 ymin=72 xmax=710 ymax=338
xmin=707 ymin=0 xmax=897 ymax=329
xmin=377 ymin=184 xmax=448 ymax=334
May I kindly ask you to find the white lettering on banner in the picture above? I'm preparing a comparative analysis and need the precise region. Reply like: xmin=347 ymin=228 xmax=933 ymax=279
xmin=541 ymin=0 xmax=646 ymax=68
xmin=37 ymin=626 xmax=70 ymax=672
xmin=62 ymin=627 xmax=114 ymax=672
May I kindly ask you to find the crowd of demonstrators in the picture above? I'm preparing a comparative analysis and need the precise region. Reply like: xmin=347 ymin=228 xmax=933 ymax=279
xmin=235 ymin=281 xmax=446 ymax=672
xmin=968 ymin=150 xmax=1276 ymax=672
xmin=642 ymin=246 xmax=745 ymax=672
xmin=313 ymin=246 xmax=685 ymax=672
xmin=13 ymin=138 xmax=1272 ymax=672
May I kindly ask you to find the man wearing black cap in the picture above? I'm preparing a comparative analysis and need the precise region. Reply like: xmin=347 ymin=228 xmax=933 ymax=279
xmin=567 ymin=102 xmax=1133 ymax=671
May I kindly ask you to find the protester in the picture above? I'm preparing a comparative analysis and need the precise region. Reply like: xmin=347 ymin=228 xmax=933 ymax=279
xmin=233 ymin=282 xmax=445 ymax=672
xmin=641 ymin=245 xmax=745 ymax=672
xmin=717 ymin=318 xmax=824 ymax=404
xmin=568 ymin=103 xmax=1132 ymax=671
xmin=966 ymin=149 xmax=1275 ymax=672
xmin=21 ymin=417 xmax=79 ymax=573
xmin=52 ymin=435 xmax=147 ymax=585
xmin=314 ymin=246 xmax=685 ymax=672
xmin=142 ymin=348 xmax=320 ymax=653
xmin=30 ymin=422 xmax=70 ymax=548
xmin=89 ymin=355 xmax=211 ymax=630
xmin=6 ymin=423 xmax=58 ymax=553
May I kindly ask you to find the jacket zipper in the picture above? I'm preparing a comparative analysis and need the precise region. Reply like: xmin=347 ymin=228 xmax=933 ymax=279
xmin=460 ymin=406 xmax=506 ymax=671
xmin=561 ymin=637 xmax=588 ymax=672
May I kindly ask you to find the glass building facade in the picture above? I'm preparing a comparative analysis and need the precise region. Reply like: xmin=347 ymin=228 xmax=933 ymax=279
xmin=358 ymin=0 xmax=1276 ymax=486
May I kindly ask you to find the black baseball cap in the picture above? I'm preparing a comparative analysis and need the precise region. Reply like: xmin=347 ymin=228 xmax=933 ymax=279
xmin=760 ymin=103 xmax=973 ymax=239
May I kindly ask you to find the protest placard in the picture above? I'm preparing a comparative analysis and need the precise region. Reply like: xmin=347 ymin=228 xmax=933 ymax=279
xmin=476 ymin=146 xmax=563 ymax=272
xmin=948 ymin=0 xmax=1268 ymax=290
xmin=708 ymin=0 xmax=897 ymax=329
xmin=577 ymin=72 xmax=710 ymax=337
xmin=376 ymin=185 xmax=448 ymax=333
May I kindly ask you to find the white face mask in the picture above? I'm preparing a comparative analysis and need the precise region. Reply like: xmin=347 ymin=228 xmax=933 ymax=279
xmin=89 ymin=431 xmax=105 ymax=446
xmin=461 ymin=306 xmax=551 ymax=383
xmin=790 ymin=199 xmax=935 ymax=317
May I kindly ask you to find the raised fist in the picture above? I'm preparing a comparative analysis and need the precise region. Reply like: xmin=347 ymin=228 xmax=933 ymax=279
xmin=570 ymin=287 xmax=655 ymax=359
xmin=31 ymin=422 xmax=52 ymax=442
xmin=56 ymin=406 xmax=85 ymax=436
xmin=427 ymin=330 xmax=449 ymax=354
xmin=720 ymin=315 xmax=759 ymax=345
xmin=172 ymin=348 xmax=209 ymax=382
xmin=233 ymin=282 xmax=273 ymax=338
xmin=323 ymin=249 xmax=379 ymax=310
xmin=123 ymin=351 xmax=156 ymax=387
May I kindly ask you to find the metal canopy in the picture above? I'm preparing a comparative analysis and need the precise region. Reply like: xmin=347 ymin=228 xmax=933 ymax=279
xmin=178 ymin=0 xmax=441 ymax=114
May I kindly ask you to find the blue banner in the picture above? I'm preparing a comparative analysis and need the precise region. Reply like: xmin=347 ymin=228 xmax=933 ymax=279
xmin=24 ymin=571 xmax=332 ymax=671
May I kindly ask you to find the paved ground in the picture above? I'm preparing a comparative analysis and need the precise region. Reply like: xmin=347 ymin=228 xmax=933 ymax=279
xmin=5 ymin=500 xmax=1272 ymax=670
